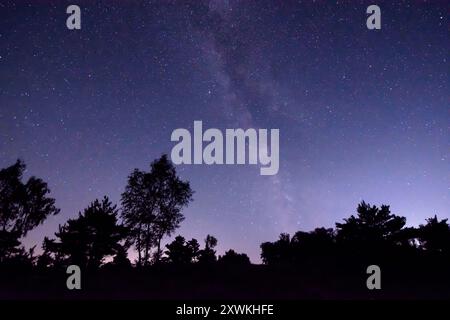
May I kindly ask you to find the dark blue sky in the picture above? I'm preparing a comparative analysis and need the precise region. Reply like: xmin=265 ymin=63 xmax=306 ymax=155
xmin=1 ymin=1 xmax=448 ymax=262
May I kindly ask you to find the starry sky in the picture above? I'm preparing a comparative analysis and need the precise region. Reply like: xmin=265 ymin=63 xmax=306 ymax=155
xmin=0 ymin=1 xmax=448 ymax=262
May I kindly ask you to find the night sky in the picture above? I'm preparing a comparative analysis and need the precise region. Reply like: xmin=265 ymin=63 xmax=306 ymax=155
xmin=0 ymin=1 xmax=448 ymax=262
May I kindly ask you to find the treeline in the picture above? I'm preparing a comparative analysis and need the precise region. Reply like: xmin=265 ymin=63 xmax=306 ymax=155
xmin=1 ymin=156 xmax=449 ymax=273
xmin=261 ymin=202 xmax=450 ymax=266
xmin=0 ymin=155 xmax=250 ymax=271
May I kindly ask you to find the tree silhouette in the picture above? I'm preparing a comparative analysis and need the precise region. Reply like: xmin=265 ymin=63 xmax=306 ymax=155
xmin=165 ymin=235 xmax=188 ymax=264
xmin=36 ymin=241 xmax=55 ymax=270
xmin=165 ymin=235 xmax=199 ymax=264
xmin=2 ymin=245 xmax=36 ymax=271
xmin=335 ymin=201 xmax=406 ymax=252
xmin=198 ymin=234 xmax=218 ymax=264
xmin=45 ymin=197 xmax=127 ymax=269
xmin=111 ymin=246 xmax=132 ymax=268
xmin=418 ymin=215 xmax=450 ymax=254
xmin=121 ymin=155 xmax=193 ymax=265
xmin=0 ymin=160 xmax=59 ymax=262
xmin=218 ymin=249 xmax=251 ymax=265
xmin=291 ymin=227 xmax=335 ymax=262
xmin=292 ymin=228 xmax=335 ymax=250
xmin=260 ymin=233 xmax=291 ymax=265
xmin=186 ymin=238 xmax=200 ymax=263
xmin=0 ymin=230 xmax=21 ymax=262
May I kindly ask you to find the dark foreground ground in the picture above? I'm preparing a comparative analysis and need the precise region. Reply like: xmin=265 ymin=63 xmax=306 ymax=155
xmin=1 ymin=258 xmax=449 ymax=300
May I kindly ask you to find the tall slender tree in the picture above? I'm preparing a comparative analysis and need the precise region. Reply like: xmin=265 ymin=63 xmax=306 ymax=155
xmin=121 ymin=155 xmax=193 ymax=265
